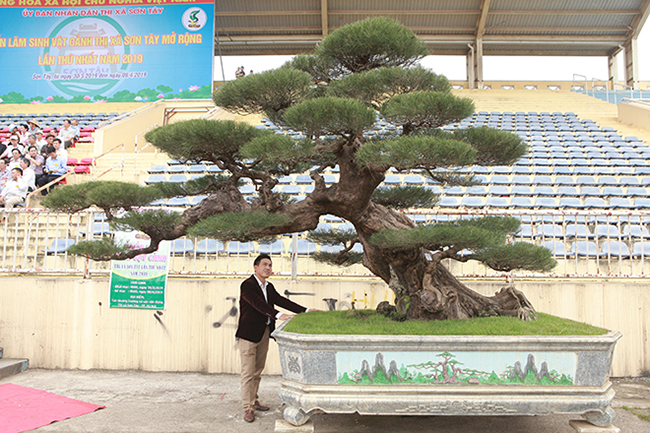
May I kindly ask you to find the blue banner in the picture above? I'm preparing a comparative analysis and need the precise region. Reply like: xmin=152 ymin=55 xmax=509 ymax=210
xmin=0 ymin=1 xmax=214 ymax=103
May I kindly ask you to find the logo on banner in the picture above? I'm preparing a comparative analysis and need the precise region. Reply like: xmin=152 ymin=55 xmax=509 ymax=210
xmin=182 ymin=7 xmax=207 ymax=31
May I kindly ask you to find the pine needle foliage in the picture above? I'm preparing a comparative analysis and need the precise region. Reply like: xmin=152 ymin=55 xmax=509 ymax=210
xmin=112 ymin=209 xmax=183 ymax=234
xmin=240 ymin=134 xmax=320 ymax=174
xmin=42 ymin=181 xmax=164 ymax=213
xmin=452 ymin=127 xmax=528 ymax=166
xmin=188 ymin=210 xmax=291 ymax=241
xmin=283 ymin=97 xmax=377 ymax=137
xmin=473 ymin=242 xmax=557 ymax=273
xmin=316 ymin=16 xmax=428 ymax=75
xmin=144 ymin=119 xmax=261 ymax=163
xmin=282 ymin=54 xmax=338 ymax=84
xmin=213 ymin=68 xmax=312 ymax=121
xmin=381 ymin=91 xmax=475 ymax=131
xmin=67 ymin=237 xmax=132 ymax=261
xmin=326 ymin=66 xmax=451 ymax=107
xmin=371 ymin=186 xmax=437 ymax=209
xmin=369 ymin=217 xmax=521 ymax=252
xmin=356 ymin=135 xmax=477 ymax=171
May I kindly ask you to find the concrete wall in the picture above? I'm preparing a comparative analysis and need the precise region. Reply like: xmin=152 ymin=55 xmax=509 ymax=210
xmin=0 ymin=276 xmax=646 ymax=377
xmin=618 ymin=102 xmax=650 ymax=132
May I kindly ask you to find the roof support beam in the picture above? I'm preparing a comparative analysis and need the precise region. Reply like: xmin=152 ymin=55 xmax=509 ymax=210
xmin=321 ymin=0 xmax=329 ymax=37
xmin=624 ymin=38 xmax=640 ymax=90
xmin=476 ymin=0 xmax=491 ymax=38
xmin=628 ymin=0 xmax=650 ymax=38
xmin=608 ymin=53 xmax=619 ymax=90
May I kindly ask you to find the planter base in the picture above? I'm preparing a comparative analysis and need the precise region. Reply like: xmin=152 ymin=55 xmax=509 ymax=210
xmin=280 ymin=379 xmax=617 ymax=426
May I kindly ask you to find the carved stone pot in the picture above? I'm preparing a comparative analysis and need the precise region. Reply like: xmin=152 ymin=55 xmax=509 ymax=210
xmin=272 ymin=321 xmax=621 ymax=428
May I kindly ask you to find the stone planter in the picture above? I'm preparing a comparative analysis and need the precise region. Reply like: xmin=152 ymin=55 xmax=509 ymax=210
xmin=273 ymin=321 xmax=621 ymax=428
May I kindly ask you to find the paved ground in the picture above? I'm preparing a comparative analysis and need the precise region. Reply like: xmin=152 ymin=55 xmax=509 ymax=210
xmin=1 ymin=369 xmax=649 ymax=433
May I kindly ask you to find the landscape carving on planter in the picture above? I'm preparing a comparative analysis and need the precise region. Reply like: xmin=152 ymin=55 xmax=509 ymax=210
xmin=337 ymin=351 xmax=574 ymax=385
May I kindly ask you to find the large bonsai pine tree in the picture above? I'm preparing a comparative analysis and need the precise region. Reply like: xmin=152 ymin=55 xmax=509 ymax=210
xmin=44 ymin=17 xmax=555 ymax=321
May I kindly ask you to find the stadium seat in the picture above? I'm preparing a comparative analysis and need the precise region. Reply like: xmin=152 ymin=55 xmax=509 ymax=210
xmin=144 ymin=174 xmax=167 ymax=184
xmin=534 ymin=197 xmax=558 ymax=208
xmin=167 ymin=197 xmax=191 ymax=207
xmin=148 ymin=165 xmax=166 ymax=174
xmin=583 ymin=198 xmax=608 ymax=209
xmin=488 ymin=185 xmax=510 ymax=195
xmin=239 ymin=185 xmax=256 ymax=195
xmin=170 ymin=239 xmax=194 ymax=254
xmin=383 ymin=175 xmax=401 ymax=185
xmin=632 ymin=242 xmax=650 ymax=257
xmin=257 ymin=240 xmax=286 ymax=254
xmin=226 ymin=241 xmax=255 ymax=254
xmin=194 ymin=239 xmax=224 ymax=254
xmin=461 ymin=197 xmax=485 ymax=208
xmin=569 ymin=241 xmax=599 ymax=257
xmin=168 ymin=174 xmax=187 ymax=183
xmin=609 ymin=198 xmax=634 ymax=209
xmin=295 ymin=174 xmax=313 ymax=184
xmin=599 ymin=241 xmax=630 ymax=258
xmin=623 ymin=225 xmax=650 ymax=239
xmin=602 ymin=187 xmax=625 ymax=196
xmin=510 ymin=197 xmax=534 ymax=208
xmin=535 ymin=224 xmax=564 ymax=239
xmin=511 ymin=185 xmax=533 ymax=196
xmin=486 ymin=197 xmax=508 ymax=208
xmin=42 ymin=239 xmax=75 ymax=254
xmin=437 ymin=197 xmax=459 ymax=207
xmin=166 ymin=165 xmax=185 ymax=173
xmin=444 ymin=186 xmax=465 ymax=195
xmin=556 ymin=186 xmax=579 ymax=196
xmin=565 ymin=225 xmax=595 ymax=239
xmin=596 ymin=225 xmax=620 ymax=238
xmin=559 ymin=197 xmax=583 ymax=208
xmin=541 ymin=240 xmax=567 ymax=257
xmin=289 ymin=239 xmax=317 ymax=255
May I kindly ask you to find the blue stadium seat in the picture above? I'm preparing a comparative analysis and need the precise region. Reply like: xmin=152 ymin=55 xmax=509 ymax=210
xmin=188 ymin=164 xmax=207 ymax=173
xmin=466 ymin=185 xmax=488 ymax=195
xmin=257 ymin=240 xmax=285 ymax=254
xmin=559 ymin=197 xmax=583 ymax=208
xmin=535 ymin=224 xmax=564 ymax=239
xmin=167 ymin=197 xmax=191 ymax=206
xmin=437 ymin=197 xmax=459 ymax=207
xmin=575 ymin=176 xmax=597 ymax=185
xmin=602 ymin=187 xmax=625 ymax=196
xmin=168 ymin=174 xmax=187 ymax=183
xmin=295 ymin=174 xmax=313 ymax=184
xmin=583 ymin=198 xmax=608 ymax=209
xmin=207 ymin=165 xmax=223 ymax=173
xmin=533 ymin=186 xmax=555 ymax=196
xmin=281 ymin=185 xmax=301 ymax=194
xmin=488 ymin=185 xmax=510 ymax=195
xmin=383 ymin=175 xmax=401 ymax=185
xmin=596 ymin=225 xmax=620 ymax=238
xmin=532 ymin=176 xmax=554 ymax=185
xmin=461 ymin=196 xmax=485 ymax=208
xmin=337 ymin=222 xmax=356 ymax=233
xmin=486 ymin=197 xmax=508 ymax=207
xmin=632 ymin=242 xmax=650 ymax=257
xmin=226 ymin=241 xmax=255 ymax=254
xmin=569 ymin=241 xmax=598 ymax=257
xmin=289 ymin=239 xmax=317 ymax=255
xmin=403 ymin=174 xmax=424 ymax=185
xmin=145 ymin=174 xmax=167 ymax=184
xmin=148 ymin=165 xmax=166 ymax=174
xmin=565 ymin=225 xmax=595 ymax=239
xmin=166 ymin=165 xmax=186 ymax=173
xmin=542 ymin=240 xmax=567 ymax=257
xmin=511 ymin=176 xmax=532 ymax=185
xmin=534 ymin=197 xmax=558 ymax=208
xmin=580 ymin=186 xmax=603 ymax=197
xmin=239 ymin=185 xmax=256 ymax=194
xmin=194 ymin=239 xmax=224 ymax=254
xmin=609 ymin=198 xmax=634 ymax=209
xmin=599 ymin=241 xmax=630 ymax=258
xmin=515 ymin=225 xmax=533 ymax=238
xmin=623 ymin=225 xmax=650 ymax=238
xmin=556 ymin=186 xmax=579 ymax=196
xmin=510 ymin=197 xmax=534 ymax=208
xmin=444 ymin=186 xmax=465 ymax=195
xmin=490 ymin=175 xmax=510 ymax=184
xmin=511 ymin=185 xmax=533 ymax=196
xmin=620 ymin=176 xmax=640 ymax=186
xmin=278 ymin=176 xmax=293 ymax=184
xmin=171 ymin=239 xmax=194 ymax=254
xmin=598 ymin=176 xmax=618 ymax=186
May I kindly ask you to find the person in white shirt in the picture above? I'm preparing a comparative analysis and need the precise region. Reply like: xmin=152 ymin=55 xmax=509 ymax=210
xmin=57 ymin=119 xmax=76 ymax=149
xmin=70 ymin=118 xmax=81 ymax=137
xmin=19 ymin=158 xmax=35 ymax=192
xmin=34 ymin=130 xmax=47 ymax=149
xmin=0 ymin=158 xmax=10 ymax=189
xmin=0 ymin=167 xmax=27 ymax=209
xmin=52 ymin=138 xmax=68 ymax=162
xmin=0 ymin=136 xmax=25 ymax=159
xmin=8 ymin=149 xmax=22 ymax=170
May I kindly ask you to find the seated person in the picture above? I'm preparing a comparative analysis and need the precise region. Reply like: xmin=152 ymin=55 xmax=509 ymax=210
xmin=25 ymin=145 xmax=44 ymax=183
xmin=0 ymin=158 xmax=10 ymax=189
xmin=37 ymin=146 xmax=68 ymax=196
xmin=0 ymin=167 xmax=27 ymax=209
xmin=20 ymin=158 xmax=36 ymax=192
xmin=57 ymin=119 xmax=76 ymax=149
xmin=52 ymin=138 xmax=68 ymax=162
xmin=8 ymin=148 xmax=22 ymax=170
xmin=0 ymin=136 xmax=25 ymax=159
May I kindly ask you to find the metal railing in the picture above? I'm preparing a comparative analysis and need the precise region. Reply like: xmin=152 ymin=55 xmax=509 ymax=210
xmin=3 ymin=208 xmax=650 ymax=280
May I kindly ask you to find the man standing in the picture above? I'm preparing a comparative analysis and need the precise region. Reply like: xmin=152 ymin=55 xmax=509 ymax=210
xmin=0 ymin=167 xmax=27 ymax=209
xmin=236 ymin=254 xmax=317 ymax=423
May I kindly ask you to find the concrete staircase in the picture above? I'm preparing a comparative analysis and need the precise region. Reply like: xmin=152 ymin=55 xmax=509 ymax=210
xmin=0 ymin=347 xmax=28 ymax=380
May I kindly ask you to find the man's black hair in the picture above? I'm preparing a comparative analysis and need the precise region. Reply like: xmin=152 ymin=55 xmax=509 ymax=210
xmin=12 ymin=167 xmax=23 ymax=176
xmin=254 ymin=253 xmax=272 ymax=266
xmin=20 ymin=158 xmax=30 ymax=167
xmin=46 ymin=146 xmax=56 ymax=155
xmin=52 ymin=138 xmax=62 ymax=144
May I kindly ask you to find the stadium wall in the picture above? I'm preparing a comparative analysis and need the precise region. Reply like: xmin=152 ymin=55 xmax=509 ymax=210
xmin=0 ymin=276 xmax=647 ymax=377
xmin=618 ymin=101 xmax=650 ymax=131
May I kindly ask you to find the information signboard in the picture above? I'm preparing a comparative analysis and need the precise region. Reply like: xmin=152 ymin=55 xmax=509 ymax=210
xmin=109 ymin=231 xmax=170 ymax=310
xmin=0 ymin=0 xmax=214 ymax=103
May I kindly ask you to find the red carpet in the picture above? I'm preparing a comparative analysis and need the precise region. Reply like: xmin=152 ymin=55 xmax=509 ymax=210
xmin=0 ymin=383 xmax=105 ymax=433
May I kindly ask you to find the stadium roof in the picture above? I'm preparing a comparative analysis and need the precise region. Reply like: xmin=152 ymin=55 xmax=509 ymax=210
xmin=214 ymin=0 xmax=650 ymax=57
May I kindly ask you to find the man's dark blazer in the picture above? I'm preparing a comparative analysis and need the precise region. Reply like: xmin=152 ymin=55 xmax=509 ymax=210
xmin=235 ymin=275 xmax=306 ymax=343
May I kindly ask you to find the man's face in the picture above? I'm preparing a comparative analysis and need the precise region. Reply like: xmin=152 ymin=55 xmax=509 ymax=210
xmin=53 ymin=140 xmax=61 ymax=149
xmin=10 ymin=169 xmax=19 ymax=180
xmin=72 ymin=119 xmax=79 ymax=126
xmin=19 ymin=160 xmax=27 ymax=170
xmin=254 ymin=258 xmax=273 ymax=280
xmin=11 ymin=150 xmax=20 ymax=160
xmin=29 ymin=147 xmax=38 ymax=158
xmin=10 ymin=138 xmax=18 ymax=146
xmin=0 ymin=161 xmax=6 ymax=171
xmin=63 ymin=120 xmax=70 ymax=128
xmin=46 ymin=136 xmax=54 ymax=144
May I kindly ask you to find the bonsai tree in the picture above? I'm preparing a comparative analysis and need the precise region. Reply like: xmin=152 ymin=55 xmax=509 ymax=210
xmin=43 ymin=17 xmax=555 ymax=321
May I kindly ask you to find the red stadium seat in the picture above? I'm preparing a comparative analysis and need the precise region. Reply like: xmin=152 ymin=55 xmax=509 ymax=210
xmin=67 ymin=158 xmax=78 ymax=166
xmin=74 ymin=166 xmax=91 ymax=174
xmin=78 ymin=158 xmax=95 ymax=166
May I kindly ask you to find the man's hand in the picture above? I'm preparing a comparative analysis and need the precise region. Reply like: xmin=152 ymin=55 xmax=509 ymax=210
xmin=278 ymin=313 xmax=296 ymax=321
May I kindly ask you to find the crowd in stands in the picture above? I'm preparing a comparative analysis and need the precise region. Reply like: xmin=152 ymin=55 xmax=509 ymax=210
xmin=0 ymin=118 xmax=76 ymax=208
